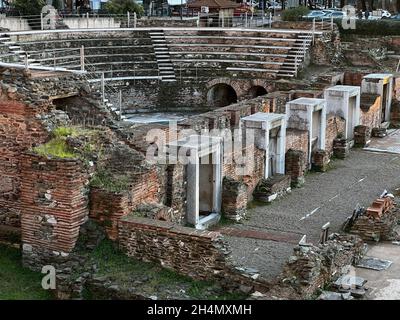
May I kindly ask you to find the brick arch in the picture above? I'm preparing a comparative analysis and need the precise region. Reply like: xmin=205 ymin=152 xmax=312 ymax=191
xmin=206 ymin=78 xmax=247 ymax=98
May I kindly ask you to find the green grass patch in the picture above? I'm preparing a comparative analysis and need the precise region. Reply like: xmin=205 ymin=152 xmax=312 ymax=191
xmin=33 ymin=137 xmax=77 ymax=159
xmin=0 ymin=245 xmax=52 ymax=300
xmin=32 ymin=126 xmax=103 ymax=160
xmin=89 ymin=240 xmax=247 ymax=300
xmin=89 ymin=169 xmax=131 ymax=193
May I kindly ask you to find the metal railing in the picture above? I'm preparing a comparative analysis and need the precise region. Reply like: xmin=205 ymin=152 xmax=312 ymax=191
xmin=293 ymin=20 xmax=316 ymax=77
xmin=0 ymin=11 xmax=277 ymax=32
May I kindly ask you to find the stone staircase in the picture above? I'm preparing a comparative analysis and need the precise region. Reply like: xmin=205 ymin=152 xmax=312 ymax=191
xmin=277 ymin=33 xmax=313 ymax=78
xmin=0 ymin=33 xmax=41 ymax=66
xmin=149 ymin=30 xmax=176 ymax=82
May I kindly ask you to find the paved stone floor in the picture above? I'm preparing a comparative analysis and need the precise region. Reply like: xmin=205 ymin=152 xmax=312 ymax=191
xmin=220 ymin=149 xmax=400 ymax=282
xmin=365 ymin=129 xmax=400 ymax=154
xmin=354 ymin=238 xmax=400 ymax=300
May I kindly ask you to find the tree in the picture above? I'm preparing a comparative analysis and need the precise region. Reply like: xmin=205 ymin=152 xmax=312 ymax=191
xmin=52 ymin=0 xmax=62 ymax=10
xmin=105 ymin=0 xmax=144 ymax=16
xmin=12 ymin=0 xmax=46 ymax=15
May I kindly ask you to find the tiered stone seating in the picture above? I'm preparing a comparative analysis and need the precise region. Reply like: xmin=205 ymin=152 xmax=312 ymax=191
xmin=10 ymin=31 xmax=159 ymax=80
xmin=164 ymin=28 xmax=316 ymax=79
xmin=0 ymin=28 xmax=319 ymax=81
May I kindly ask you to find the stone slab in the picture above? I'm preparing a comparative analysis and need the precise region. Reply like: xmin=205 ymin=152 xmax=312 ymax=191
xmin=356 ymin=257 xmax=393 ymax=271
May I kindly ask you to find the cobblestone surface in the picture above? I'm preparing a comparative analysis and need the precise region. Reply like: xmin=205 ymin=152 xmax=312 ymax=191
xmin=224 ymin=149 xmax=400 ymax=281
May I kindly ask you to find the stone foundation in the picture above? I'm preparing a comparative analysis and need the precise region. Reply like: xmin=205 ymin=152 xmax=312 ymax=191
xmin=253 ymin=174 xmax=291 ymax=203
xmin=354 ymin=125 xmax=371 ymax=147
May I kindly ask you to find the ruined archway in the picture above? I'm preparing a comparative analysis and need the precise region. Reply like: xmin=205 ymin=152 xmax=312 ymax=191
xmin=207 ymin=83 xmax=238 ymax=108
xmin=248 ymin=86 xmax=268 ymax=98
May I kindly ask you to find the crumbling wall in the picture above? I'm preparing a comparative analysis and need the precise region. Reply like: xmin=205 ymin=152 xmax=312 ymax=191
xmin=20 ymin=153 xmax=89 ymax=268
xmin=89 ymin=167 xmax=166 ymax=240
xmin=325 ymin=115 xmax=346 ymax=154
xmin=0 ymin=91 xmax=49 ymax=230
xmin=280 ymin=234 xmax=365 ymax=299
xmin=349 ymin=198 xmax=399 ymax=242
xmin=360 ymin=94 xmax=381 ymax=129
xmin=118 ymin=216 xmax=272 ymax=293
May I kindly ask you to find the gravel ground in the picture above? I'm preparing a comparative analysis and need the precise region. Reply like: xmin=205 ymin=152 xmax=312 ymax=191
xmin=224 ymin=149 xmax=400 ymax=281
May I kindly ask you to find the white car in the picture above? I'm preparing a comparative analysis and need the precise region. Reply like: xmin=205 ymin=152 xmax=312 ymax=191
xmin=267 ymin=1 xmax=282 ymax=10
xmin=381 ymin=10 xmax=392 ymax=18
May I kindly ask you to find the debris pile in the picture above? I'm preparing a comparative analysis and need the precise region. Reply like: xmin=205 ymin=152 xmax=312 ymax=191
xmin=318 ymin=275 xmax=368 ymax=300
xmin=346 ymin=193 xmax=399 ymax=242
xmin=280 ymin=233 xmax=366 ymax=299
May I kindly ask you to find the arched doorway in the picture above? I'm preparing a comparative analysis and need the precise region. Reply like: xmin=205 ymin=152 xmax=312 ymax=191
xmin=248 ymin=86 xmax=268 ymax=98
xmin=207 ymin=83 xmax=238 ymax=108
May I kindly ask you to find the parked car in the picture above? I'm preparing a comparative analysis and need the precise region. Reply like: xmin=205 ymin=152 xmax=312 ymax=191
xmin=324 ymin=11 xmax=348 ymax=19
xmin=267 ymin=1 xmax=282 ymax=10
xmin=302 ymin=10 xmax=327 ymax=20
xmin=381 ymin=10 xmax=391 ymax=18
xmin=390 ymin=13 xmax=400 ymax=20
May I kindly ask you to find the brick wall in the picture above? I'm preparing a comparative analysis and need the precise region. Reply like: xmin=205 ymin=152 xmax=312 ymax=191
xmin=20 ymin=154 xmax=89 ymax=254
xmin=89 ymin=167 xmax=166 ymax=240
xmin=360 ymin=94 xmax=381 ymax=129
xmin=0 ymin=97 xmax=49 ymax=229
xmin=286 ymin=129 xmax=309 ymax=166
xmin=325 ymin=115 xmax=345 ymax=154
xmin=118 ymin=216 xmax=272 ymax=292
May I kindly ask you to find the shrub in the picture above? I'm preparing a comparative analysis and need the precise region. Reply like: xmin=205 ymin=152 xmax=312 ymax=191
xmin=12 ymin=0 xmax=46 ymax=16
xmin=104 ymin=0 xmax=144 ymax=17
xmin=336 ymin=19 xmax=400 ymax=36
xmin=281 ymin=6 xmax=309 ymax=21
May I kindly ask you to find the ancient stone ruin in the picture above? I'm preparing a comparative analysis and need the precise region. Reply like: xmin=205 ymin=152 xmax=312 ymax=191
xmin=0 ymin=13 xmax=399 ymax=301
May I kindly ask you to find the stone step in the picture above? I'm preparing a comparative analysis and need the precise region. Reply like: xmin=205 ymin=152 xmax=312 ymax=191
xmin=226 ymin=67 xmax=279 ymax=73
xmin=277 ymin=73 xmax=295 ymax=77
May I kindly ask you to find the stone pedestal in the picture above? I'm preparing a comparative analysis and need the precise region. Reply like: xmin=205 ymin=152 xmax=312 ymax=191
xmin=312 ymin=149 xmax=330 ymax=171
xmin=333 ymin=138 xmax=350 ymax=159
xmin=354 ymin=125 xmax=371 ymax=147
xmin=285 ymin=149 xmax=306 ymax=188
xmin=253 ymin=174 xmax=291 ymax=203
xmin=371 ymin=127 xmax=387 ymax=138
xmin=221 ymin=177 xmax=248 ymax=222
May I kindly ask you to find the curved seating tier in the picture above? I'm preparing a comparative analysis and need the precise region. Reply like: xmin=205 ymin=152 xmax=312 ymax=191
xmin=0 ymin=28 xmax=318 ymax=81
